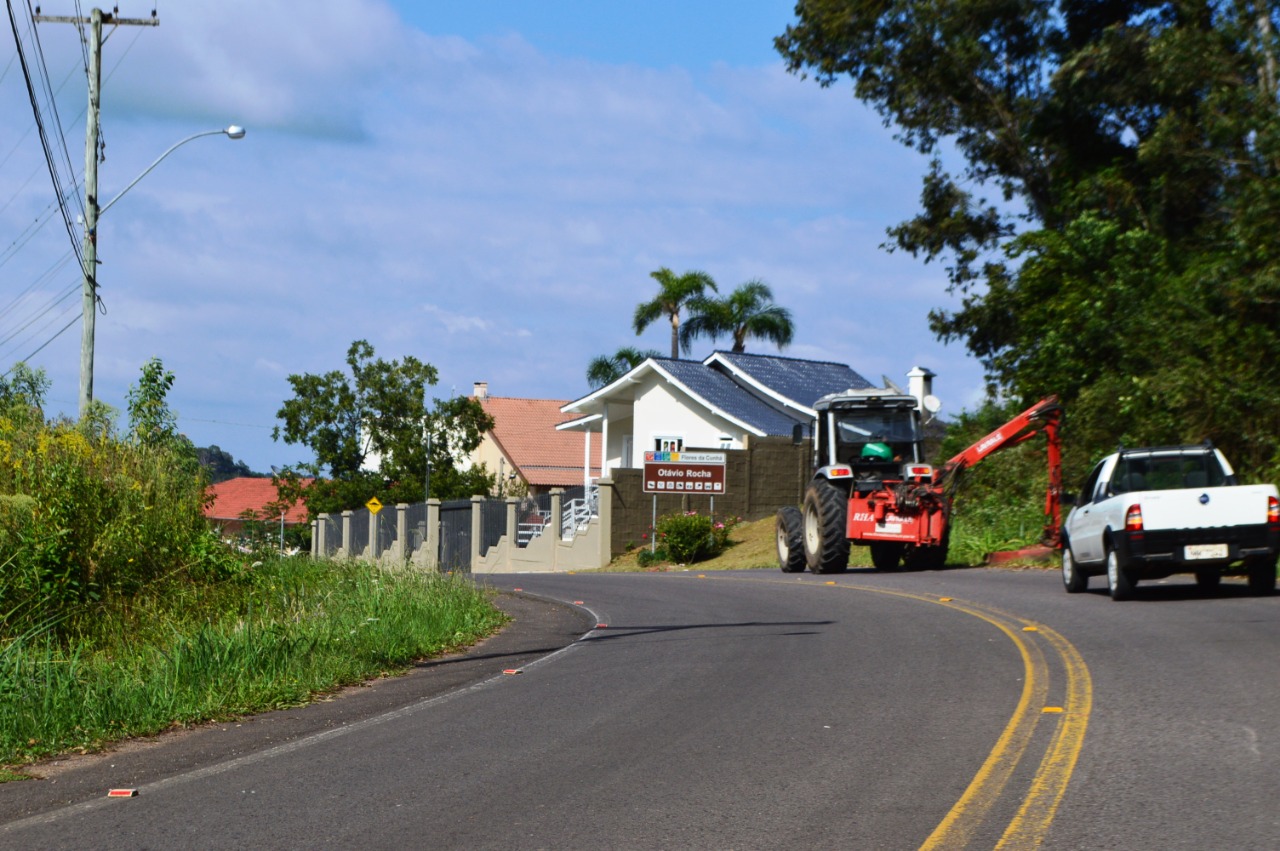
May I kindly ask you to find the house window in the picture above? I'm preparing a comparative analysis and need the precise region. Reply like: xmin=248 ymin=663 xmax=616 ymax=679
xmin=622 ymin=435 xmax=634 ymax=468
xmin=654 ymin=435 xmax=684 ymax=454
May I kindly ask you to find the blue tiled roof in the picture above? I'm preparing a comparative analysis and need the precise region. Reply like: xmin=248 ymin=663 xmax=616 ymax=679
xmin=710 ymin=352 xmax=872 ymax=407
xmin=655 ymin=359 xmax=807 ymax=436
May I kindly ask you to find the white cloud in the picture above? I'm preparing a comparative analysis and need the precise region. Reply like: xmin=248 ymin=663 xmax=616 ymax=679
xmin=0 ymin=1 xmax=987 ymax=471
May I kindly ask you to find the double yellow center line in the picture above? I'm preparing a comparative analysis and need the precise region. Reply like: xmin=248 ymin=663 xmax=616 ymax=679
xmin=726 ymin=576 xmax=1092 ymax=849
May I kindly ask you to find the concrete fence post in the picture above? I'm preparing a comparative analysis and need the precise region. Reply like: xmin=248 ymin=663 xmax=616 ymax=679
xmin=470 ymin=495 xmax=484 ymax=572
xmin=395 ymin=503 xmax=409 ymax=563
xmin=341 ymin=510 xmax=353 ymax=559
xmin=550 ymin=489 xmax=564 ymax=571
xmin=597 ymin=477 xmax=614 ymax=567
xmin=505 ymin=497 xmax=518 ymax=570
xmin=426 ymin=499 xmax=441 ymax=571
xmin=314 ymin=516 xmax=325 ymax=558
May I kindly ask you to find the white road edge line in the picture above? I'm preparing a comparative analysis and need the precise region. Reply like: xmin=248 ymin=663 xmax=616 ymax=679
xmin=3 ymin=592 xmax=604 ymax=835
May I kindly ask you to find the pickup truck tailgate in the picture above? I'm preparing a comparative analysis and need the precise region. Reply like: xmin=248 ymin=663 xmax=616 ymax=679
xmin=1139 ymin=485 xmax=1275 ymax=530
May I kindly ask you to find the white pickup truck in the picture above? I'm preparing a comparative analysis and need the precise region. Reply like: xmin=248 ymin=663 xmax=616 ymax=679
xmin=1061 ymin=444 xmax=1279 ymax=600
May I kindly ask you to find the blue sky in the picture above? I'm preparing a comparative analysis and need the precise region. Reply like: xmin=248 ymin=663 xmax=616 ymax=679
xmin=0 ymin=1 xmax=985 ymax=473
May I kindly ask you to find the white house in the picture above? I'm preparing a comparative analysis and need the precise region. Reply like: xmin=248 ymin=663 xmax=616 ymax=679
xmin=557 ymin=351 xmax=937 ymax=477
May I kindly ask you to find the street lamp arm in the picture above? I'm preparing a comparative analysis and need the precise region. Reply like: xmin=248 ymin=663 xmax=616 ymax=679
xmin=100 ymin=125 xmax=245 ymax=216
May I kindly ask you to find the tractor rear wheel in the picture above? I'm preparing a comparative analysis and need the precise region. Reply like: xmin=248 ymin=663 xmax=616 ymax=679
xmin=776 ymin=506 xmax=806 ymax=573
xmin=904 ymin=531 xmax=950 ymax=571
xmin=870 ymin=542 xmax=905 ymax=571
xmin=803 ymin=479 xmax=850 ymax=574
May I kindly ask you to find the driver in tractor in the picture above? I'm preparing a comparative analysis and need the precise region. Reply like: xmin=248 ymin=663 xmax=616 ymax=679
xmin=852 ymin=441 xmax=900 ymax=491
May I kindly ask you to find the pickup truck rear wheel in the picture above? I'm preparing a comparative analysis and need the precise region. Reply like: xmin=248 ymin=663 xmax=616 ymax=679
xmin=1062 ymin=545 xmax=1087 ymax=593
xmin=776 ymin=507 xmax=806 ymax=573
xmin=1246 ymin=556 xmax=1276 ymax=596
xmin=803 ymin=479 xmax=850 ymax=574
xmin=1107 ymin=548 xmax=1136 ymax=601
xmin=1194 ymin=568 xmax=1220 ymax=591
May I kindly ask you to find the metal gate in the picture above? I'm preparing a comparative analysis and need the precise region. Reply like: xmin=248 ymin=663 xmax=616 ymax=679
xmin=438 ymin=498 xmax=472 ymax=572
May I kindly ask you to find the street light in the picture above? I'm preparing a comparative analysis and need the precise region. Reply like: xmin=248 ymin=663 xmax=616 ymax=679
xmin=79 ymin=125 xmax=246 ymax=418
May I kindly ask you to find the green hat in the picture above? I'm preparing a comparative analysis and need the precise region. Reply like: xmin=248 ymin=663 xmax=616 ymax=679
xmin=861 ymin=442 xmax=892 ymax=461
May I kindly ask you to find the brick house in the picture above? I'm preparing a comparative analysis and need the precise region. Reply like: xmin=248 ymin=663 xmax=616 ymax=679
xmin=204 ymin=477 xmax=310 ymax=536
xmin=472 ymin=383 xmax=603 ymax=496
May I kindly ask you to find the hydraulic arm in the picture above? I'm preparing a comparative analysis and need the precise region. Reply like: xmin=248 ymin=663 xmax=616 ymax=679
xmin=935 ymin=395 xmax=1064 ymax=547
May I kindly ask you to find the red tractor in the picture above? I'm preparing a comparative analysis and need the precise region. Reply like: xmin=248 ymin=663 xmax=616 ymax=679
xmin=776 ymin=390 xmax=1063 ymax=573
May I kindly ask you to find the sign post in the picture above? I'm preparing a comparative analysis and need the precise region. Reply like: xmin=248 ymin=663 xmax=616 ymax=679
xmin=642 ymin=451 xmax=728 ymax=551
xmin=366 ymin=497 xmax=383 ymax=558
xmin=641 ymin=450 xmax=727 ymax=495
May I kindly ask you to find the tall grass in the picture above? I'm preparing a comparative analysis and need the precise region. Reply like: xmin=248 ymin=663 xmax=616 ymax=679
xmin=938 ymin=400 xmax=1063 ymax=564
xmin=0 ymin=557 xmax=506 ymax=766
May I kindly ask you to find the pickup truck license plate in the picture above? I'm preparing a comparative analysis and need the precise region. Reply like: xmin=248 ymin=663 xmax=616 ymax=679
xmin=1185 ymin=543 xmax=1228 ymax=560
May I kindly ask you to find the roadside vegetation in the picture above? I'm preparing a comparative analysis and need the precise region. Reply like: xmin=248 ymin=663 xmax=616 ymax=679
xmin=0 ymin=361 xmax=505 ymax=773
xmin=0 ymin=558 xmax=504 ymax=768
xmin=607 ymin=497 xmax=1056 ymax=572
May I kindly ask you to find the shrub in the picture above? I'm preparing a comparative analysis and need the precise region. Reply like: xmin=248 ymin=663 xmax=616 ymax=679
xmin=0 ymin=410 xmax=227 ymax=637
xmin=636 ymin=546 xmax=668 ymax=568
xmin=653 ymin=511 xmax=739 ymax=564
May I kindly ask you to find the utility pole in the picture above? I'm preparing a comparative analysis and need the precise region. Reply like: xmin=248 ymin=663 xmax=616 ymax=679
xmin=34 ymin=7 xmax=158 ymax=418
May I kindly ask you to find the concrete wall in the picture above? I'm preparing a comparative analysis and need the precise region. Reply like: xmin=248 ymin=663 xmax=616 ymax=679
xmin=319 ymin=490 xmax=612 ymax=573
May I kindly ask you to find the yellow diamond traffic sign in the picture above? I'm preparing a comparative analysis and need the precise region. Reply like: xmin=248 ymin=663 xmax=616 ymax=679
xmin=365 ymin=497 xmax=383 ymax=515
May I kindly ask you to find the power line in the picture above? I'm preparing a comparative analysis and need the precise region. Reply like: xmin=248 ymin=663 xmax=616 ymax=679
xmin=0 ymin=310 xmax=77 ymax=378
xmin=0 ymin=297 xmax=78 ymax=365
xmin=5 ymin=1 xmax=85 ymax=270
xmin=22 ymin=0 xmax=86 ymax=224
xmin=0 ymin=272 xmax=78 ymax=347
xmin=0 ymin=30 xmax=146 ymax=268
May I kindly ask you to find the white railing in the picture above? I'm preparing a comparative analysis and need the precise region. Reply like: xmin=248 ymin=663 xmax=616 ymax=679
xmin=561 ymin=485 xmax=599 ymax=540
xmin=518 ymin=514 xmax=550 ymax=547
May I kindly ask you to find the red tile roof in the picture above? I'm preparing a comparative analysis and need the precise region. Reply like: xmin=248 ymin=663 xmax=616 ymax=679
xmin=479 ymin=397 xmax=603 ymax=487
xmin=205 ymin=477 xmax=311 ymax=524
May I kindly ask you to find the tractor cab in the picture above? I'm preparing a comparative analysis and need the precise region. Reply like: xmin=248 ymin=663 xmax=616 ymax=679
xmin=812 ymin=391 xmax=927 ymax=493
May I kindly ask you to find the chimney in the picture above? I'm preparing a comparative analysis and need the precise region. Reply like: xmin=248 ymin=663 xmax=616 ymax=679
xmin=473 ymin=381 xmax=488 ymax=400
xmin=906 ymin=366 xmax=935 ymax=408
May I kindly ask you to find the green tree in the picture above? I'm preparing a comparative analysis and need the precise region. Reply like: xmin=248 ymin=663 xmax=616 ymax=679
xmin=586 ymin=346 xmax=663 ymax=388
xmin=680 ymin=279 xmax=795 ymax=354
xmin=197 ymin=445 xmax=261 ymax=483
xmin=633 ymin=267 xmax=718 ymax=359
xmin=273 ymin=340 xmax=494 ymax=515
xmin=0 ymin=362 xmax=50 ymax=422
xmin=778 ymin=0 xmax=1280 ymax=473
xmin=127 ymin=357 xmax=179 ymax=448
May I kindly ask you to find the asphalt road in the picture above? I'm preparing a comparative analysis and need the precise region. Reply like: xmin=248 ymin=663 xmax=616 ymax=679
xmin=3 ymin=566 xmax=1279 ymax=849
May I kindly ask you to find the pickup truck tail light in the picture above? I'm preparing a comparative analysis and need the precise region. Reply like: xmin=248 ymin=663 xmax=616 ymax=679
xmin=1125 ymin=504 xmax=1144 ymax=533
xmin=1269 ymin=496 xmax=1279 ymax=525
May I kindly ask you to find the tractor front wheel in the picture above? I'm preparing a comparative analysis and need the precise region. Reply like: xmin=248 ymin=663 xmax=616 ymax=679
xmin=803 ymin=479 xmax=850 ymax=574
xmin=776 ymin=506 xmax=806 ymax=573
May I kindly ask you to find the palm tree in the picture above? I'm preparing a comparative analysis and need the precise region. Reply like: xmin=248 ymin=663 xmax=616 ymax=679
xmin=632 ymin=267 xmax=718 ymax=359
xmin=680 ymin=279 xmax=795 ymax=354
xmin=585 ymin=346 xmax=663 ymax=389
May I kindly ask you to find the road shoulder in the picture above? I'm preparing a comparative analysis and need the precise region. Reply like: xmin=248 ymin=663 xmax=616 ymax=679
xmin=0 ymin=592 xmax=590 ymax=822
